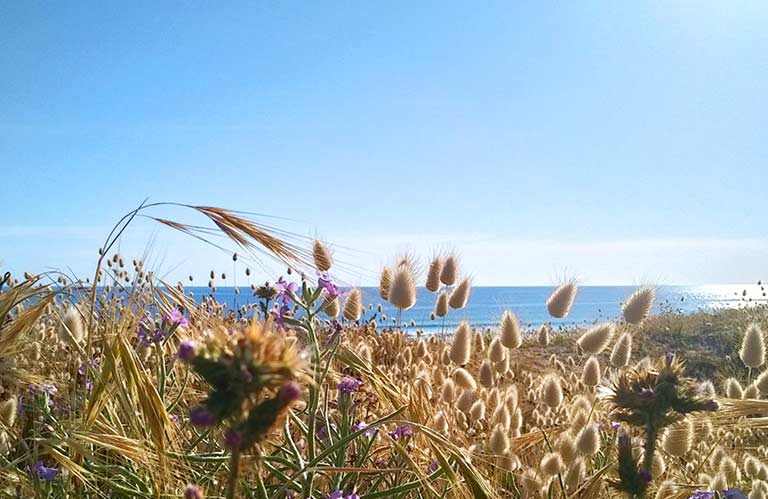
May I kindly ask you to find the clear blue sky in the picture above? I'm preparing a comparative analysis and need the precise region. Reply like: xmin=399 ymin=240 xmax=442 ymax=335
xmin=1 ymin=1 xmax=766 ymax=285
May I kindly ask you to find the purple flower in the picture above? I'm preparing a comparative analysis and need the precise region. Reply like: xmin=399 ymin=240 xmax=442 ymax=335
xmin=224 ymin=428 xmax=243 ymax=450
xmin=337 ymin=376 xmax=363 ymax=395
xmin=639 ymin=389 xmax=656 ymax=400
xmin=275 ymin=277 xmax=299 ymax=305
xmin=271 ymin=303 xmax=292 ymax=331
xmin=327 ymin=491 xmax=343 ymax=499
xmin=164 ymin=308 xmax=189 ymax=328
xmin=184 ymin=484 xmax=204 ymax=499
xmin=278 ymin=381 xmax=302 ymax=405
xmin=317 ymin=272 xmax=346 ymax=299
xmin=189 ymin=405 xmax=216 ymax=426
xmin=638 ymin=470 xmax=652 ymax=485
xmin=722 ymin=489 xmax=748 ymax=499
xmin=345 ymin=495 xmax=360 ymax=499
xmin=29 ymin=461 xmax=58 ymax=481
xmin=177 ymin=340 xmax=197 ymax=362
xmin=316 ymin=423 xmax=337 ymax=441
xmin=703 ymin=399 xmax=719 ymax=412
xmin=427 ymin=460 xmax=438 ymax=473
xmin=388 ymin=424 xmax=412 ymax=440
xmin=610 ymin=421 xmax=621 ymax=431
xmin=688 ymin=492 xmax=715 ymax=499
xmin=352 ymin=421 xmax=376 ymax=437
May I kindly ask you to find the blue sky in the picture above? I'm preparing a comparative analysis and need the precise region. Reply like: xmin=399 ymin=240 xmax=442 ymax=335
xmin=1 ymin=1 xmax=766 ymax=285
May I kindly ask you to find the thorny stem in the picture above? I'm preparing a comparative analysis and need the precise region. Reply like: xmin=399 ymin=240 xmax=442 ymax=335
xmin=225 ymin=448 xmax=242 ymax=499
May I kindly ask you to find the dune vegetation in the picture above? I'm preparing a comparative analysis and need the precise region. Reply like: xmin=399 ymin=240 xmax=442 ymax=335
xmin=1 ymin=203 xmax=767 ymax=499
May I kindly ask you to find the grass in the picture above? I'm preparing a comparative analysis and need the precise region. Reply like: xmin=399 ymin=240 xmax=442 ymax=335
xmin=1 ymin=203 xmax=767 ymax=499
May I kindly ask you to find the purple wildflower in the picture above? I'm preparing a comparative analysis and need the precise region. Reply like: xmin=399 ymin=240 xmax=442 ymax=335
xmin=317 ymin=272 xmax=346 ymax=299
xmin=275 ymin=277 xmax=299 ymax=305
xmin=278 ymin=381 xmax=302 ymax=405
xmin=688 ymin=492 xmax=715 ymax=499
xmin=29 ymin=461 xmax=58 ymax=481
xmin=352 ymin=421 xmax=376 ymax=437
xmin=271 ymin=303 xmax=292 ymax=331
xmin=189 ymin=405 xmax=216 ymax=427
xmin=184 ymin=484 xmax=204 ymax=499
xmin=164 ymin=308 xmax=189 ymax=328
xmin=703 ymin=399 xmax=719 ymax=412
xmin=427 ymin=460 xmax=438 ymax=473
xmin=638 ymin=470 xmax=651 ymax=485
xmin=177 ymin=340 xmax=197 ymax=362
xmin=639 ymin=388 xmax=656 ymax=400
xmin=388 ymin=424 xmax=412 ymax=440
xmin=224 ymin=428 xmax=243 ymax=450
xmin=327 ymin=491 xmax=343 ymax=499
xmin=316 ymin=423 xmax=336 ymax=441
xmin=337 ymin=376 xmax=363 ymax=395
xmin=722 ymin=489 xmax=748 ymax=499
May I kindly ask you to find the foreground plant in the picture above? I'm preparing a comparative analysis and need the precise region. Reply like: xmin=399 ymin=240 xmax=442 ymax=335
xmin=182 ymin=318 xmax=306 ymax=499
xmin=610 ymin=354 xmax=719 ymax=498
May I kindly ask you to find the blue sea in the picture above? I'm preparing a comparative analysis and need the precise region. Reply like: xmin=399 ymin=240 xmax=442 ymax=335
xmin=189 ymin=284 xmax=766 ymax=333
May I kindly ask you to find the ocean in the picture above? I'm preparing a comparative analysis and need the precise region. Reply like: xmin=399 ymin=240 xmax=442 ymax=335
xmin=188 ymin=284 xmax=766 ymax=333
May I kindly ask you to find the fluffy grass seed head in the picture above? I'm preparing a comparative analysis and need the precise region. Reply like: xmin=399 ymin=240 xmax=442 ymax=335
xmin=661 ymin=419 xmax=693 ymax=456
xmin=440 ymin=255 xmax=458 ymax=286
xmin=435 ymin=291 xmax=449 ymax=318
xmin=576 ymin=423 xmax=601 ymax=455
xmin=546 ymin=281 xmax=577 ymax=318
xmin=425 ymin=257 xmax=442 ymax=292
xmin=725 ymin=377 xmax=744 ymax=399
xmin=581 ymin=356 xmax=601 ymax=387
xmin=452 ymin=367 xmax=477 ymax=391
xmin=59 ymin=305 xmax=85 ymax=343
xmin=448 ymin=277 xmax=471 ymax=309
xmin=343 ymin=288 xmax=363 ymax=321
xmin=479 ymin=360 xmax=495 ymax=388
xmin=388 ymin=265 xmax=417 ymax=311
xmin=542 ymin=375 xmax=564 ymax=409
xmin=489 ymin=424 xmax=509 ymax=454
xmin=488 ymin=337 xmax=506 ymax=363
xmin=541 ymin=452 xmax=565 ymax=476
xmin=622 ymin=287 xmax=655 ymax=325
xmin=449 ymin=321 xmax=473 ymax=365
xmin=379 ymin=267 xmax=392 ymax=300
xmin=740 ymin=323 xmax=766 ymax=369
xmin=610 ymin=332 xmax=633 ymax=367
xmin=312 ymin=239 xmax=333 ymax=271
xmin=499 ymin=310 xmax=522 ymax=349
xmin=577 ymin=323 xmax=615 ymax=355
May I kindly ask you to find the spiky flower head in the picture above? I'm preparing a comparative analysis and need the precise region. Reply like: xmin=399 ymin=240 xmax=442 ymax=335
xmin=622 ymin=287 xmax=655 ymax=325
xmin=577 ymin=323 xmax=615 ymax=355
xmin=740 ymin=323 xmax=765 ymax=369
xmin=546 ymin=281 xmax=577 ymax=319
xmin=499 ymin=310 xmax=522 ymax=349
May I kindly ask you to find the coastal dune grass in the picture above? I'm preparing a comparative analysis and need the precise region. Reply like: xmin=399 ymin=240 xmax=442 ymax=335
xmin=0 ymin=202 xmax=767 ymax=499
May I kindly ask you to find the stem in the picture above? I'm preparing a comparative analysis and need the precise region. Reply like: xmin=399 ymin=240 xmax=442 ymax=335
xmin=225 ymin=448 xmax=242 ymax=499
